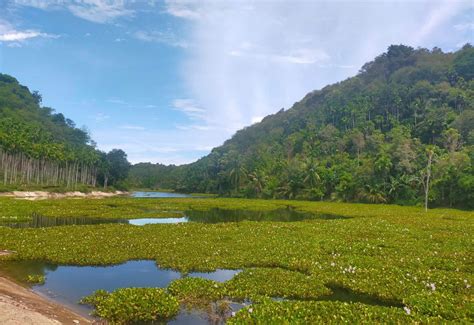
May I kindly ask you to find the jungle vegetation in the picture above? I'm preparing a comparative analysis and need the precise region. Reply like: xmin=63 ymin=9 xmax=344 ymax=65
xmin=129 ymin=45 xmax=474 ymax=209
xmin=0 ymin=74 xmax=130 ymax=190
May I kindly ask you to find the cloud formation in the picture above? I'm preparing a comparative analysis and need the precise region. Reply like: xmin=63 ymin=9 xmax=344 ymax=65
xmin=15 ymin=0 xmax=133 ymax=24
xmin=133 ymin=30 xmax=188 ymax=48
xmin=164 ymin=0 xmax=472 ymax=150
xmin=0 ymin=19 xmax=58 ymax=43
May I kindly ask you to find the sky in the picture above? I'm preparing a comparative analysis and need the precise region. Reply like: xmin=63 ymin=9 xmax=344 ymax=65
xmin=0 ymin=0 xmax=473 ymax=165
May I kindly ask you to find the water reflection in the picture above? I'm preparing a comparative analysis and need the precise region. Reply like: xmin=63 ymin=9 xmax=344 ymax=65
xmin=0 ymin=260 xmax=240 ymax=319
xmin=185 ymin=208 xmax=348 ymax=223
xmin=131 ymin=192 xmax=191 ymax=198
xmin=2 ymin=208 xmax=348 ymax=228
xmin=129 ymin=217 xmax=188 ymax=225
xmin=1 ymin=213 xmax=128 ymax=229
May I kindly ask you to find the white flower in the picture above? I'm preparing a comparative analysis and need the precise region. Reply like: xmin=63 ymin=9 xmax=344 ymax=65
xmin=248 ymin=308 xmax=253 ymax=313
xmin=427 ymin=283 xmax=436 ymax=291
xmin=403 ymin=306 xmax=411 ymax=315
xmin=231 ymin=312 xmax=236 ymax=317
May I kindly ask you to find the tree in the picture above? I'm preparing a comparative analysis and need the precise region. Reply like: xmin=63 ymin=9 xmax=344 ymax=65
xmin=421 ymin=146 xmax=435 ymax=212
xmin=103 ymin=149 xmax=130 ymax=189
xmin=453 ymin=44 xmax=474 ymax=80
xmin=32 ymin=91 xmax=42 ymax=105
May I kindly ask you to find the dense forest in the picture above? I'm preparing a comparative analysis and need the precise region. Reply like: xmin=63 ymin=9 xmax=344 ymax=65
xmin=0 ymin=74 xmax=130 ymax=190
xmin=129 ymin=44 xmax=474 ymax=209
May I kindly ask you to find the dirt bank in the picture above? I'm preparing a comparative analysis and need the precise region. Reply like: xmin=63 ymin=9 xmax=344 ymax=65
xmin=0 ymin=191 xmax=128 ymax=200
xmin=0 ymin=275 xmax=92 ymax=324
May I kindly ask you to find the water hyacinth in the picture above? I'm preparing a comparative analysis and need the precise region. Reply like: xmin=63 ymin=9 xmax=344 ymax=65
xmin=81 ymin=288 xmax=179 ymax=324
xmin=0 ymin=196 xmax=472 ymax=323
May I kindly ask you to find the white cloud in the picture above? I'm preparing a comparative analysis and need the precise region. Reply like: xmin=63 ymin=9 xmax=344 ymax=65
xmin=15 ymin=0 xmax=134 ymax=24
xmin=164 ymin=0 xmax=202 ymax=20
xmin=411 ymin=0 xmax=467 ymax=44
xmin=133 ymin=30 xmax=188 ymax=48
xmin=0 ymin=19 xmax=58 ymax=43
xmin=162 ymin=0 xmax=471 ymax=150
xmin=106 ymin=98 xmax=126 ymax=104
xmin=454 ymin=22 xmax=474 ymax=31
xmin=119 ymin=125 xmax=146 ymax=130
xmin=172 ymin=98 xmax=206 ymax=120
xmin=251 ymin=116 xmax=263 ymax=124
xmin=229 ymin=47 xmax=330 ymax=65
xmin=93 ymin=126 xmax=223 ymax=164
xmin=175 ymin=124 xmax=211 ymax=131
xmin=92 ymin=112 xmax=110 ymax=122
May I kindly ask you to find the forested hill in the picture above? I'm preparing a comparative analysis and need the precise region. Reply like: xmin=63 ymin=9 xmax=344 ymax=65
xmin=129 ymin=44 xmax=474 ymax=208
xmin=0 ymin=74 xmax=130 ymax=190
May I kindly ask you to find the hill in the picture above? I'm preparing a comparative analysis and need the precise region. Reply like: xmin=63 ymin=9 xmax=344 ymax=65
xmin=0 ymin=74 xmax=129 ymax=190
xmin=130 ymin=44 xmax=474 ymax=208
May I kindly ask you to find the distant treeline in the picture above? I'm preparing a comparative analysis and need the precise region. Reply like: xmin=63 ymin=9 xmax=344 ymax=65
xmin=0 ymin=74 xmax=130 ymax=190
xmin=129 ymin=44 xmax=474 ymax=209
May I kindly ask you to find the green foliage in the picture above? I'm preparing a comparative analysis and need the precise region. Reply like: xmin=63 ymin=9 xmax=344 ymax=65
xmin=224 ymin=268 xmax=330 ymax=300
xmin=168 ymin=277 xmax=224 ymax=305
xmin=228 ymin=300 xmax=426 ymax=324
xmin=0 ymin=197 xmax=472 ymax=322
xmin=26 ymin=274 xmax=45 ymax=284
xmin=0 ymin=74 xmax=130 ymax=190
xmin=129 ymin=45 xmax=474 ymax=209
xmin=453 ymin=44 xmax=474 ymax=80
xmin=80 ymin=288 xmax=179 ymax=324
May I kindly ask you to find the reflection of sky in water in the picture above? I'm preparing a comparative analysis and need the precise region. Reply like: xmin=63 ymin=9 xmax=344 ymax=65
xmin=129 ymin=217 xmax=189 ymax=225
xmin=131 ymin=191 xmax=191 ymax=198
xmin=189 ymin=269 xmax=241 ymax=282
xmin=28 ymin=260 xmax=240 ymax=317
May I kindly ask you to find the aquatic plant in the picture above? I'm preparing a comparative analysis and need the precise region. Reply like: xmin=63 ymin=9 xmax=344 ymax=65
xmin=0 ymin=197 xmax=472 ymax=322
xmin=227 ymin=299 xmax=430 ymax=324
xmin=81 ymin=288 xmax=179 ymax=324
xmin=26 ymin=274 xmax=45 ymax=284
xmin=168 ymin=277 xmax=224 ymax=306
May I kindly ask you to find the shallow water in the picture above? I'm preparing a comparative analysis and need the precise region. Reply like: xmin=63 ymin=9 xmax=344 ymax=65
xmin=129 ymin=217 xmax=189 ymax=225
xmin=131 ymin=191 xmax=191 ymax=198
xmin=1 ymin=213 xmax=129 ymax=228
xmin=0 ymin=260 xmax=241 ymax=321
xmin=185 ymin=208 xmax=348 ymax=223
xmin=2 ymin=208 xmax=347 ymax=228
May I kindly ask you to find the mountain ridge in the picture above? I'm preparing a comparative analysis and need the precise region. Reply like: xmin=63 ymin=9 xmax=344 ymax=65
xmin=129 ymin=44 xmax=474 ymax=208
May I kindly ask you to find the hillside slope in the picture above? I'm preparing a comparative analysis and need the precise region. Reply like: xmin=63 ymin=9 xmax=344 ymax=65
xmin=130 ymin=45 xmax=474 ymax=208
xmin=0 ymin=74 xmax=129 ymax=190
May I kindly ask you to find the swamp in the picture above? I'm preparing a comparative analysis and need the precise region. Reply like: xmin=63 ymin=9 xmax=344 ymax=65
xmin=0 ymin=193 xmax=472 ymax=323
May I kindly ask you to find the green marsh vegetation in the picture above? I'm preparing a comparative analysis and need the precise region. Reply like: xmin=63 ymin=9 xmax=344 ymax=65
xmin=80 ymin=288 xmax=180 ymax=324
xmin=0 ymin=196 xmax=472 ymax=322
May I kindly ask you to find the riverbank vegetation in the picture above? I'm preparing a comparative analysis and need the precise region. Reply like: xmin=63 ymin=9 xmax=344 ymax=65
xmin=0 ymin=74 xmax=130 ymax=191
xmin=0 ymin=197 xmax=472 ymax=322
xmin=129 ymin=45 xmax=474 ymax=209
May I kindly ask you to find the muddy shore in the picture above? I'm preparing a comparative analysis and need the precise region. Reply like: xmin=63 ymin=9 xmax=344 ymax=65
xmin=0 ymin=275 xmax=92 ymax=324
xmin=0 ymin=190 xmax=128 ymax=200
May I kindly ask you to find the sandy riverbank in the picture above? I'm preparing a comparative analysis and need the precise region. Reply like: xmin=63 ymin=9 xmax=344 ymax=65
xmin=0 ymin=191 xmax=128 ymax=200
xmin=0 ymin=275 xmax=91 ymax=324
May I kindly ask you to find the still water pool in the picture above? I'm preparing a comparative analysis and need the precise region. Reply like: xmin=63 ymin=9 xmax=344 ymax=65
xmin=2 ymin=208 xmax=348 ymax=228
xmin=131 ymin=191 xmax=192 ymax=198
xmin=0 ymin=260 xmax=241 ymax=321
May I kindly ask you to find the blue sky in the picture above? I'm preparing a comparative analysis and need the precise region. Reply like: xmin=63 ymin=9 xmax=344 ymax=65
xmin=0 ymin=0 xmax=473 ymax=165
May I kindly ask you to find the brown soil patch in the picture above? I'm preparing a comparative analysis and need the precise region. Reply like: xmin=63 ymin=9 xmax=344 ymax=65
xmin=0 ymin=276 xmax=92 ymax=324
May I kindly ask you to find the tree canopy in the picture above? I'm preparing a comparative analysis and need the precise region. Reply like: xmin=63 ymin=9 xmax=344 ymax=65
xmin=130 ymin=44 xmax=474 ymax=209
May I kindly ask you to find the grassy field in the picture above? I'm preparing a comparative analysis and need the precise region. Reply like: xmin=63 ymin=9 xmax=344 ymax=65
xmin=0 ymin=197 xmax=472 ymax=323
